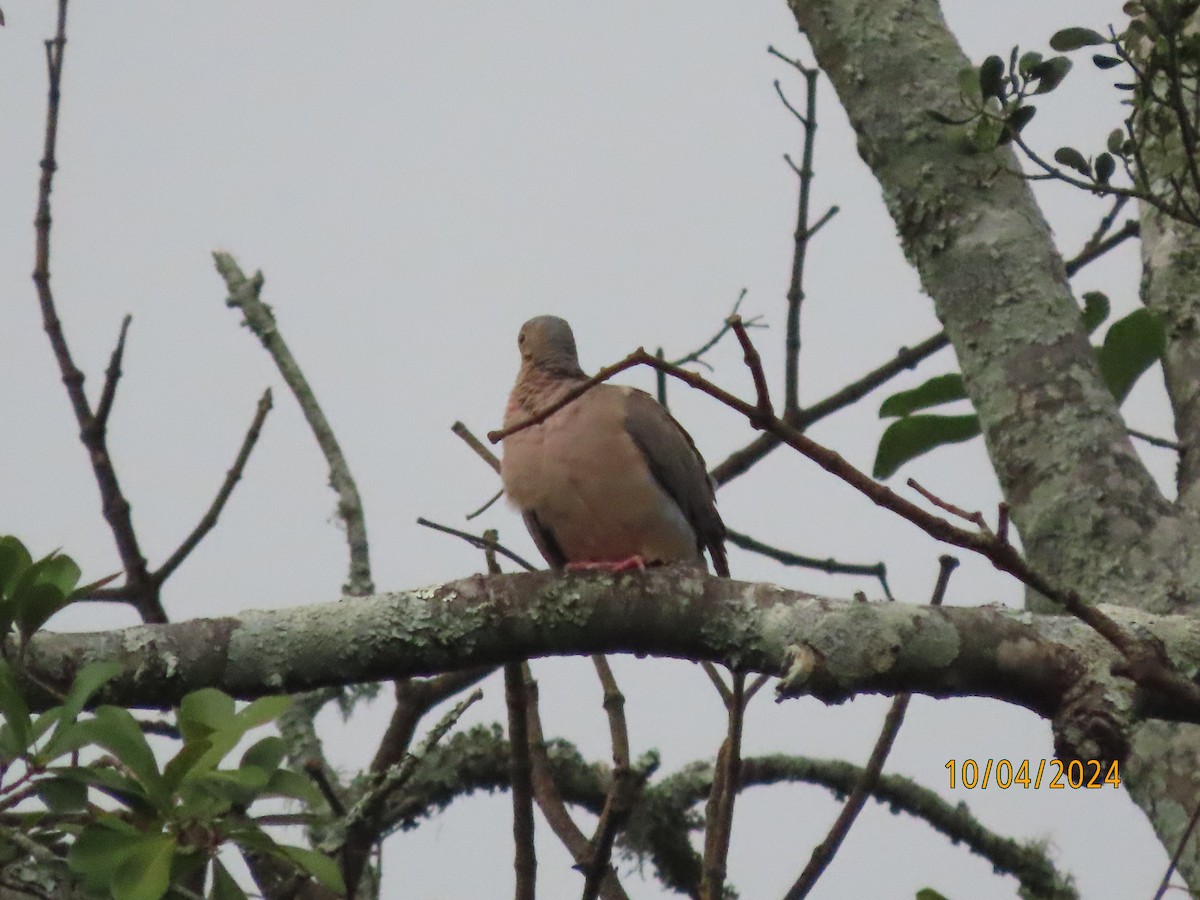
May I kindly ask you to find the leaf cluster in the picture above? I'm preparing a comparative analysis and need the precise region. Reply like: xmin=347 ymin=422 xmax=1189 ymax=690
xmin=0 ymin=537 xmax=341 ymax=900
xmin=929 ymin=2 xmax=1200 ymax=225
xmin=873 ymin=297 xmax=1165 ymax=478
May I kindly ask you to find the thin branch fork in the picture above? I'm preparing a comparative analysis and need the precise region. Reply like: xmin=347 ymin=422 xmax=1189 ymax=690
xmin=784 ymin=555 xmax=957 ymax=899
xmin=709 ymin=193 xmax=1137 ymax=491
xmin=522 ymin=666 xmax=630 ymax=900
xmin=581 ymin=655 xmax=635 ymax=900
xmin=486 ymin=339 xmax=1200 ymax=718
xmin=725 ymin=528 xmax=895 ymax=601
xmin=700 ymin=672 xmax=746 ymax=900
xmin=213 ymin=251 xmax=373 ymax=597
xmin=32 ymin=0 xmax=164 ymax=624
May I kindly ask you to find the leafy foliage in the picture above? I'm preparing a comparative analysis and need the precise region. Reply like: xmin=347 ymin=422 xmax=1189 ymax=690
xmin=926 ymin=4 xmax=1200 ymax=226
xmin=0 ymin=536 xmax=338 ymax=900
xmin=873 ymin=303 xmax=1165 ymax=478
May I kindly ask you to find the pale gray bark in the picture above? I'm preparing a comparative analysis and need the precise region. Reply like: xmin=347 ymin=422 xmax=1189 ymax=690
xmin=19 ymin=570 xmax=1200 ymax=736
xmin=787 ymin=0 xmax=1200 ymax=888
xmin=790 ymin=0 xmax=1171 ymax=606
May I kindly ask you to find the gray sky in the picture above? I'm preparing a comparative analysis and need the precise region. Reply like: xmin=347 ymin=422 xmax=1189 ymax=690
xmin=0 ymin=1 xmax=1172 ymax=897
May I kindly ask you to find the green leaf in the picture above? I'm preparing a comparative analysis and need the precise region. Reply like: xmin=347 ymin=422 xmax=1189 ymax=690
xmin=1018 ymin=50 xmax=1044 ymax=75
xmin=0 ymin=536 xmax=32 ymax=599
xmin=241 ymin=735 xmax=286 ymax=774
xmin=163 ymin=737 xmax=216 ymax=794
xmin=979 ymin=55 xmax=1005 ymax=99
xmin=112 ymin=833 xmax=175 ymax=900
xmin=1049 ymin=27 xmax=1107 ymax=51
xmin=78 ymin=707 xmax=167 ymax=808
xmin=278 ymin=845 xmax=346 ymax=894
xmin=1081 ymin=292 xmax=1111 ymax=334
xmin=957 ymin=65 xmax=981 ymax=102
xmin=33 ymin=553 xmax=81 ymax=595
xmin=1093 ymin=53 xmax=1123 ymax=69
xmin=14 ymin=582 xmax=70 ymax=642
xmin=1097 ymin=308 xmax=1166 ymax=404
xmin=263 ymin=768 xmax=323 ymax=805
xmin=178 ymin=688 xmax=236 ymax=742
xmin=37 ymin=776 xmax=89 ymax=812
xmin=880 ymin=374 xmax=967 ymax=418
xmin=235 ymin=695 xmax=291 ymax=730
xmin=1054 ymin=146 xmax=1091 ymax=175
xmin=41 ymin=660 xmax=123 ymax=762
xmin=873 ymin=415 xmax=982 ymax=479
xmin=210 ymin=860 xmax=249 ymax=900
xmin=971 ymin=114 xmax=1004 ymax=151
xmin=1030 ymin=56 xmax=1073 ymax=93
xmin=999 ymin=105 xmax=1036 ymax=144
xmin=55 ymin=765 xmax=154 ymax=815
xmin=916 ymin=890 xmax=950 ymax=900
xmin=194 ymin=767 xmax=271 ymax=804
xmin=1094 ymin=152 xmax=1116 ymax=184
xmin=0 ymin=660 xmax=33 ymax=756
xmin=1107 ymin=128 xmax=1126 ymax=154
xmin=68 ymin=819 xmax=144 ymax=893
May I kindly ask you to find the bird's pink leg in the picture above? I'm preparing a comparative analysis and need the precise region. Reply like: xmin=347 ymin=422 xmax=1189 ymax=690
xmin=566 ymin=555 xmax=649 ymax=573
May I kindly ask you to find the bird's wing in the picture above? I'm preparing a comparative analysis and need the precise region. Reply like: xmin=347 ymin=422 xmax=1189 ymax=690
xmin=522 ymin=509 xmax=567 ymax=571
xmin=621 ymin=388 xmax=728 ymax=576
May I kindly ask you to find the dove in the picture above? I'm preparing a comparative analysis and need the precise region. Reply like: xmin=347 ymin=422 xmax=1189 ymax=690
xmin=501 ymin=315 xmax=728 ymax=576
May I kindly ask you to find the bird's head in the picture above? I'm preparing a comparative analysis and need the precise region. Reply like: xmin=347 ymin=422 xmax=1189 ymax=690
xmin=517 ymin=315 xmax=586 ymax=377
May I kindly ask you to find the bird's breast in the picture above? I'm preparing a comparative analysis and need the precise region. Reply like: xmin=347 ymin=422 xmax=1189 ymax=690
xmin=501 ymin=386 xmax=698 ymax=565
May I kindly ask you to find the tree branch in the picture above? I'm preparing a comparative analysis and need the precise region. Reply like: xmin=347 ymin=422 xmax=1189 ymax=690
xmin=32 ymin=0 xmax=162 ymax=624
xmin=19 ymin=571 xmax=1200 ymax=741
xmin=213 ymin=252 xmax=373 ymax=597
xmin=154 ymin=389 xmax=273 ymax=584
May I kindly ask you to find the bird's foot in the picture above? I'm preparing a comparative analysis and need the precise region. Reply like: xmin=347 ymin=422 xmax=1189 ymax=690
xmin=566 ymin=555 xmax=649 ymax=574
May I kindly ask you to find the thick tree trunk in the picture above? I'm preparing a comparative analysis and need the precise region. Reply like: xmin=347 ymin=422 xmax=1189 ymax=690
xmin=787 ymin=0 xmax=1200 ymax=887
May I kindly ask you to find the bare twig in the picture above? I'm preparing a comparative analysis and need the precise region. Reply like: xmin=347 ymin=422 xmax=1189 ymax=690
xmin=655 ymin=347 xmax=668 ymax=407
xmin=1152 ymin=795 xmax=1200 ymax=900
xmin=1081 ymin=196 xmax=1128 ymax=255
xmin=94 ymin=314 xmax=131 ymax=431
xmin=1129 ymin=428 xmax=1182 ymax=452
xmin=304 ymin=759 xmax=347 ymax=818
xmin=710 ymin=331 xmax=951 ymax=487
xmin=729 ymin=315 xmax=773 ymax=423
xmin=726 ymin=528 xmax=895 ymax=601
xmin=700 ymin=673 xmax=746 ymax=900
xmin=416 ymin=517 xmax=537 ymax=572
xmin=453 ymin=420 xmax=502 ymax=474
xmin=32 ymin=0 xmax=164 ymax=624
xmin=700 ymin=661 xmax=733 ymax=707
xmin=774 ymin=51 xmax=822 ymax=417
xmin=154 ymin=389 xmax=273 ymax=584
xmin=467 ymin=487 xmax=506 ymax=521
xmin=582 ymin=655 xmax=635 ymax=900
xmin=784 ymin=555 xmax=957 ymax=899
xmin=1063 ymin=219 xmax=1140 ymax=275
xmin=708 ymin=191 xmax=1132 ymax=490
xmin=342 ymin=665 xmax=495 ymax=894
xmin=907 ymin=478 xmax=993 ymax=536
xmin=506 ymin=663 xmax=538 ymax=900
xmin=489 ymin=534 xmax=538 ymax=900
xmin=522 ymin=665 xmax=629 ymax=900
xmin=668 ymin=290 xmax=763 ymax=371
xmin=339 ymin=689 xmax=483 ymax=841
xmin=768 ymin=45 xmax=816 ymax=76
xmin=214 ymin=252 xmax=373 ymax=596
